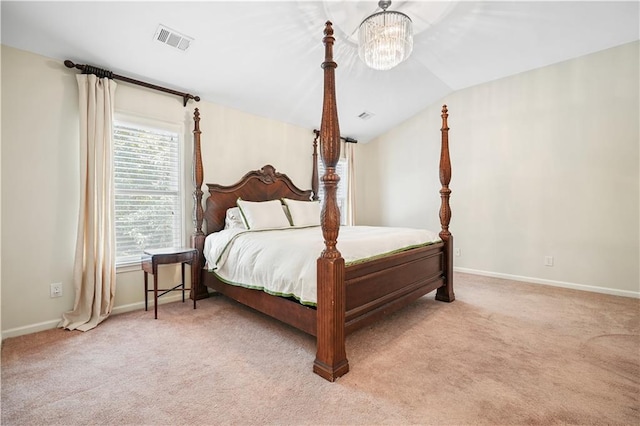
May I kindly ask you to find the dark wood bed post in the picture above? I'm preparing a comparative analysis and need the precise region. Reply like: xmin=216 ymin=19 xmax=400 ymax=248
xmin=436 ymin=105 xmax=455 ymax=302
xmin=313 ymin=21 xmax=349 ymax=381
xmin=191 ymin=108 xmax=209 ymax=300
xmin=312 ymin=130 xmax=320 ymax=201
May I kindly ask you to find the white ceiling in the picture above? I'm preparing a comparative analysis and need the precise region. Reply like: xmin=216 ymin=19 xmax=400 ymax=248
xmin=2 ymin=1 xmax=638 ymax=142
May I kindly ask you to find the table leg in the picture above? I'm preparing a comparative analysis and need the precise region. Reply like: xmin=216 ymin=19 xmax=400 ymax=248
xmin=144 ymin=272 xmax=148 ymax=311
xmin=189 ymin=249 xmax=204 ymax=306
xmin=192 ymin=260 xmax=196 ymax=310
xmin=181 ymin=262 xmax=186 ymax=303
xmin=154 ymin=270 xmax=158 ymax=320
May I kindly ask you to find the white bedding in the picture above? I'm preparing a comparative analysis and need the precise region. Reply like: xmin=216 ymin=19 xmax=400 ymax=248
xmin=203 ymin=225 xmax=441 ymax=306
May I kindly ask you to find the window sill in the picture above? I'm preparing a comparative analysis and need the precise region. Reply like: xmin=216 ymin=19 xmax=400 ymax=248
xmin=116 ymin=261 xmax=142 ymax=274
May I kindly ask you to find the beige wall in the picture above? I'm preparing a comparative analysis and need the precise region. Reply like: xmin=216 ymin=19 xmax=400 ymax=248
xmin=357 ymin=41 xmax=640 ymax=297
xmin=1 ymin=45 xmax=314 ymax=337
xmin=3 ymin=40 xmax=638 ymax=337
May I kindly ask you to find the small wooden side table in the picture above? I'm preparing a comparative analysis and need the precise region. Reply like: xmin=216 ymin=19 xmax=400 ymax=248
xmin=142 ymin=247 xmax=198 ymax=319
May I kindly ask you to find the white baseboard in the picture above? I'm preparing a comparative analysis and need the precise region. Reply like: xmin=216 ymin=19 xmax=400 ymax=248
xmin=454 ymin=267 xmax=640 ymax=299
xmin=1 ymin=293 xmax=185 ymax=340
xmin=1 ymin=319 xmax=62 ymax=340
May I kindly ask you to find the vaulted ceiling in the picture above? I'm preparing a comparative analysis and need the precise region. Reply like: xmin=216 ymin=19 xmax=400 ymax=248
xmin=2 ymin=1 xmax=638 ymax=142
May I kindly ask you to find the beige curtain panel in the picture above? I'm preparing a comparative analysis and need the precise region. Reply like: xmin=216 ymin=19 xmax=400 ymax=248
xmin=59 ymin=74 xmax=117 ymax=332
xmin=346 ymin=142 xmax=356 ymax=226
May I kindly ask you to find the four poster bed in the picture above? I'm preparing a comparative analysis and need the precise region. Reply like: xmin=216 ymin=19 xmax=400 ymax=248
xmin=189 ymin=22 xmax=454 ymax=382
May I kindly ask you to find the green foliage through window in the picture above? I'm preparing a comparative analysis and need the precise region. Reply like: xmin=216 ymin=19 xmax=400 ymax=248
xmin=114 ymin=122 xmax=182 ymax=265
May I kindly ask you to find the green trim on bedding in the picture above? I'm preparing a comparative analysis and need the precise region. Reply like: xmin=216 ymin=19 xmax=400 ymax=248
xmin=344 ymin=240 xmax=442 ymax=266
xmin=210 ymin=270 xmax=317 ymax=307
xmin=236 ymin=197 xmax=250 ymax=229
xmin=214 ymin=230 xmax=249 ymax=265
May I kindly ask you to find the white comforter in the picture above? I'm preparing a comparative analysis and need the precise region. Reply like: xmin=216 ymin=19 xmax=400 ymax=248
xmin=203 ymin=225 xmax=441 ymax=306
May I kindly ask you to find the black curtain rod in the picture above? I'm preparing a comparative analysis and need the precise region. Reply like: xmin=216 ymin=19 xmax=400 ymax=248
xmin=313 ymin=129 xmax=357 ymax=143
xmin=64 ymin=60 xmax=200 ymax=107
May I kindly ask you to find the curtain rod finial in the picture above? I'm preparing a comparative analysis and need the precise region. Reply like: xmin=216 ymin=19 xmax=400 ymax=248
xmin=64 ymin=60 xmax=76 ymax=69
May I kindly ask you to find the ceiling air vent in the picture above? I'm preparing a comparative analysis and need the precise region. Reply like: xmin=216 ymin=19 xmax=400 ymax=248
xmin=154 ymin=24 xmax=193 ymax=51
xmin=358 ymin=111 xmax=374 ymax=120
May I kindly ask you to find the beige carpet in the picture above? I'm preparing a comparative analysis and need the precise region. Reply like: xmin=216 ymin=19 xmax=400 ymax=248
xmin=2 ymin=272 xmax=638 ymax=425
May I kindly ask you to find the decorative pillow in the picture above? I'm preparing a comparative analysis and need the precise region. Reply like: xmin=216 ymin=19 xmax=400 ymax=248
xmin=236 ymin=199 xmax=291 ymax=230
xmin=224 ymin=207 xmax=247 ymax=230
xmin=282 ymin=198 xmax=321 ymax=227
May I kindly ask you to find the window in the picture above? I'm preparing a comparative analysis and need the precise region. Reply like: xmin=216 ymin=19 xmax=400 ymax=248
xmin=317 ymin=157 xmax=349 ymax=225
xmin=113 ymin=119 xmax=183 ymax=266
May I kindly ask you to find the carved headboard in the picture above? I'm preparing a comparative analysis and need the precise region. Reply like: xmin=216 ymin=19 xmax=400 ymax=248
xmin=204 ymin=164 xmax=313 ymax=234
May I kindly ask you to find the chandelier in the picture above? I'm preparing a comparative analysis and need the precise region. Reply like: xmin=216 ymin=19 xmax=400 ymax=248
xmin=358 ymin=1 xmax=413 ymax=71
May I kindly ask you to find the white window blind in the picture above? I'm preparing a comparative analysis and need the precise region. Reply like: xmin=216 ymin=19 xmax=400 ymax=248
xmin=113 ymin=121 xmax=182 ymax=265
xmin=317 ymin=158 xmax=348 ymax=225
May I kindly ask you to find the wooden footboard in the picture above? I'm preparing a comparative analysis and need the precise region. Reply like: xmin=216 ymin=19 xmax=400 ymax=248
xmin=345 ymin=243 xmax=445 ymax=334
xmin=199 ymin=241 xmax=445 ymax=338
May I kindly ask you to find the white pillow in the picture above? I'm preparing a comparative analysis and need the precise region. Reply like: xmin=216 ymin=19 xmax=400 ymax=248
xmin=282 ymin=198 xmax=321 ymax=227
xmin=236 ymin=199 xmax=291 ymax=230
xmin=224 ymin=207 xmax=247 ymax=230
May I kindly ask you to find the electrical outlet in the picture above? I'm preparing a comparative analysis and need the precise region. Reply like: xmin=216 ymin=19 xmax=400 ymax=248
xmin=455 ymin=248 xmax=461 ymax=257
xmin=544 ymin=256 xmax=554 ymax=267
xmin=50 ymin=282 xmax=62 ymax=298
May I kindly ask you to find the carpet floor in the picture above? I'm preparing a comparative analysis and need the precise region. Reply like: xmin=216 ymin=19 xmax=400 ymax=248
xmin=1 ymin=272 xmax=638 ymax=425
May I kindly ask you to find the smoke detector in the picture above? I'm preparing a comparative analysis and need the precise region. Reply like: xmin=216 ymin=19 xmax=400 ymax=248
xmin=154 ymin=24 xmax=193 ymax=51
